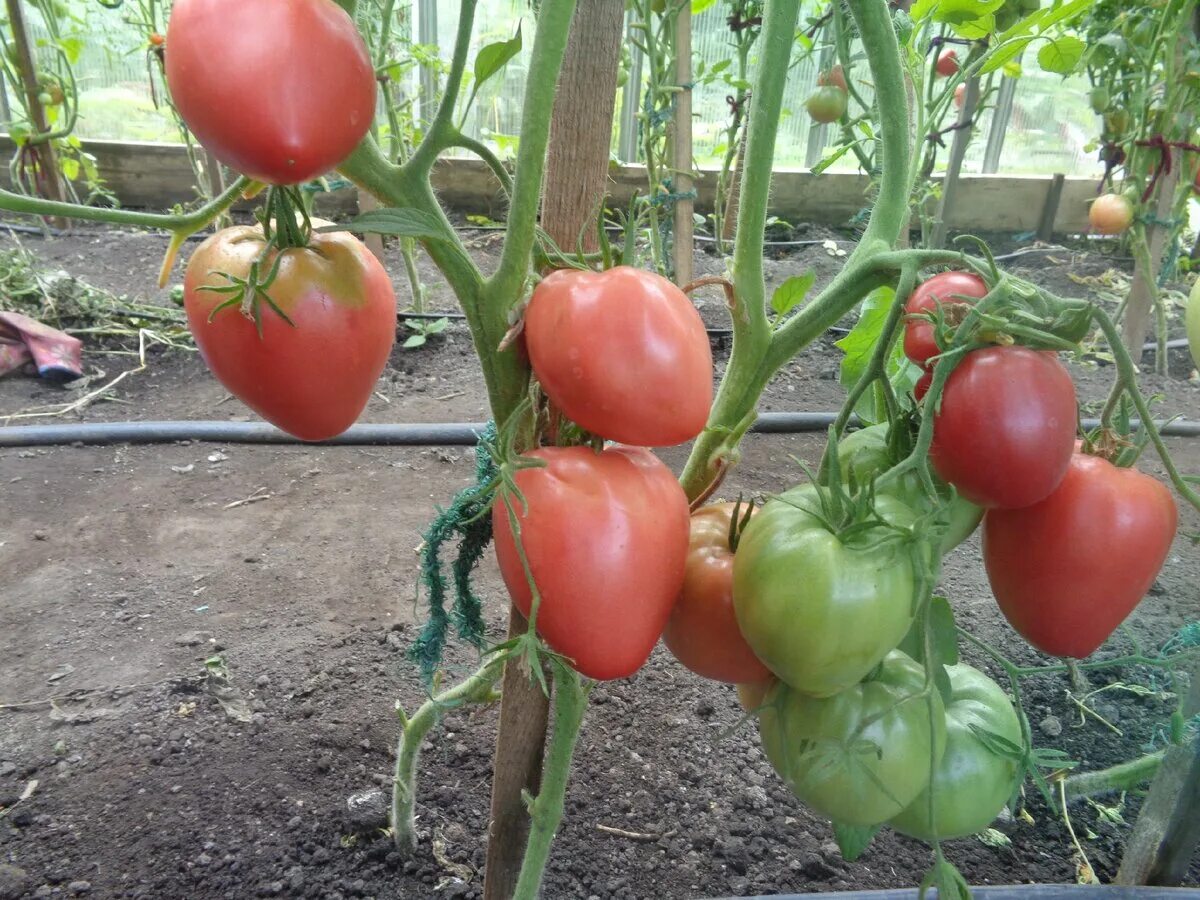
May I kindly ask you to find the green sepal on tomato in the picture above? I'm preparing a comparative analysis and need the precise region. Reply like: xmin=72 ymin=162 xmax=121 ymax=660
xmin=183 ymin=224 xmax=396 ymax=441
xmin=662 ymin=502 xmax=772 ymax=684
xmin=165 ymin=0 xmax=376 ymax=184
xmin=929 ymin=346 xmax=1078 ymax=510
xmin=889 ymin=663 xmax=1022 ymax=841
xmin=837 ymin=424 xmax=983 ymax=554
xmin=756 ymin=651 xmax=947 ymax=827
xmin=523 ymin=266 xmax=713 ymax=447
xmin=492 ymin=445 xmax=690 ymax=681
xmin=983 ymin=452 xmax=1177 ymax=659
xmin=732 ymin=483 xmax=918 ymax=697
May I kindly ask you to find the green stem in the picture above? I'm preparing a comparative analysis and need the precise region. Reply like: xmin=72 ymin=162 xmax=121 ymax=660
xmin=406 ymin=0 xmax=478 ymax=176
xmin=451 ymin=132 xmax=514 ymax=195
xmin=487 ymin=0 xmax=578 ymax=322
xmin=391 ymin=653 xmax=507 ymax=853
xmin=1064 ymin=750 xmax=1166 ymax=800
xmin=0 ymin=174 xmax=250 ymax=230
xmin=512 ymin=667 xmax=588 ymax=900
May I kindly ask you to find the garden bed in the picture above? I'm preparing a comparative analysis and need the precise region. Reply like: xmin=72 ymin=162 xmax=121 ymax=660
xmin=0 ymin=225 xmax=1198 ymax=899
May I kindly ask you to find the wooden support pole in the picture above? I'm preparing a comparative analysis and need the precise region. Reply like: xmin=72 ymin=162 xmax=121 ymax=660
xmin=481 ymin=3 xmax=624 ymax=898
xmin=5 ymin=0 xmax=66 ymax=217
xmin=671 ymin=2 xmax=693 ymax=284
xmin=1036 ymin=173 xmax=1065 ymax=243
xmin=930 ymin=75 xmax=980 ymax=249
xmin=1122 ymin=158 xmax=1179 ymax=364
xmin=1117 ymin=660 xmax=1200 ymax=885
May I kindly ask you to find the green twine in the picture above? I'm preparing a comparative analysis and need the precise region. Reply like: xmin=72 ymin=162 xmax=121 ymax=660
xmin=408 ymin=421 xmax=499 ymax=687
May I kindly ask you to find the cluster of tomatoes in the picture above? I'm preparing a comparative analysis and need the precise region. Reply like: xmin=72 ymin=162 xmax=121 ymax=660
xmin=164 ymin=0 xmax=398 ymax=441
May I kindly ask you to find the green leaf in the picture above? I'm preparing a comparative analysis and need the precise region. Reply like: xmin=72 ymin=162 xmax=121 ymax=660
xmin=58 ymin=36 xmax=82 ymax=63
xmin=811 ymin=142 xmax=856 ymax=175
xmin=691 ymin=0 xmax=718 ymax=13
xmin=474 ymin=23 xmax=522 ymax=90
xmin=1035 ymin=0 xmax=1093 ymax=34
xmin=60 ymin=155 xmax=79 ymax=181
xmin=316 ymin=208 xmax=448 ymax=242
xmin=912 ymin=0 xmax=1005 ymax=27
xmin=771 ymin=271 xmax=816 ymax=317
xmin=832 ymin=822 xmax=882 ymax=862
xmin=402 ymin=333 xmax=427 ymax=349
xmin=897 ymin=596 xmax=959 ymax=668
xmin=982 ymin=36 xmax=1035 ymax=75
xmin=426 ymin=316 xmax=449 ymax=334
xmin=1037 ymin=35 xmax=1085 ymax=75
xmin=833 ymin=287 xmax=919 ymax=424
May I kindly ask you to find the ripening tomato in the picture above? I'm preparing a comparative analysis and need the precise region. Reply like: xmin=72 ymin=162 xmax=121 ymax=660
xmin=1089 ymin=86 xmax=1110 ymax=114
xmin=983 ymin=453 xmax=1177 ymax=658
xmin=149 ymin=31 xmax=165 ymax=46
xmin=737 ymin=678 xmax=774 ymax=712
xmin=662 ymin=503 xmax=771 ymax=684
xmin=953 ymin=83 xmax=966 ymax=110
xmin=523 ymin=266 xmax=712 ymax=446
xmin=889 ymin=664 xmax=1022 ymax=841
xmin=936 ymin=49 xmax=959 ymax=77
xmin=492 ymin=445 xmax=690 ymax=681
xmin=757 ymin=652 xmax=947 ymax=827
xmin=183 ymin=224 xmax=396 ymax=440
xmin=930 ymin=347 xmax=1077 ymax=509
xmin=805 ymin=85 xmax=848 ymax=124
xmin=1089 ymin=193 xmax=1134 ymax=235
xmin=165 ymin=0 xmax=376 ymax=184
xmin=903 ymin=271 xmax=988 ymax=368
xmin=817 ymin=64 xmax=848 ymax=91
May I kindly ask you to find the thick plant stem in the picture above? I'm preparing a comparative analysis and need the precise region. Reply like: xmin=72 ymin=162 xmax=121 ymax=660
xmin=1065 ymin=750 xmax=1166 ymax=800
xmin=511 ymin=668 xmax=588 ymax=900
xmin=391 ymin=653 xmax=507 ymax=853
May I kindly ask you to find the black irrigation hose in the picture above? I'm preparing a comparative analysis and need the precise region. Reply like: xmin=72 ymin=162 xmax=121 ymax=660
xmin=2 ymin=414 xmax=1198 ymax=448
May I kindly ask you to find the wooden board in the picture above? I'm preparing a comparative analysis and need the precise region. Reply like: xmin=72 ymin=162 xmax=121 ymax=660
xmin=0 ymin=137 xmax=1099 ymax=234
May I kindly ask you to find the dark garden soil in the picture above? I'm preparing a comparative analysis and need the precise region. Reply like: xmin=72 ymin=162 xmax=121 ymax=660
xmin=0 ymin=224 xmax=1198 ymax=900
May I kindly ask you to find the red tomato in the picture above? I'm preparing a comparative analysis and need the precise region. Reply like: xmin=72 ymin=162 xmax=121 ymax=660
xmin=1089 ymin=193 xmax=1134 ymax=235
xmin=954 ymin=83 xmax=966 ymax=110
xmin=492 ymin=445 xmax=690 ymax=680
xmin=929 ymin=347 xmax=1077 ymax=509
xmin=984 ymin=454 xmax=1177 ymax=658
xmin=936 ymin=49 xmax=959 ymax=77
xmin=817 ymin=64 xmax=848 ymax=91
xmin=149 ymin=32 xmax=165 ymax=46
xmin=183 ymin=224 xmax=396 ymax=440
xmin=662 ymin=503 xmax=772 ymax=684
xmin=165 ymin=0 xmax=375 ymax=184
xmin=524 ymin=266 xmax=713 ymax=446
xmin=903 ymin=271 xmax=988 ymax=368
xmin=914 ymin=370 xmax=932 ymax=401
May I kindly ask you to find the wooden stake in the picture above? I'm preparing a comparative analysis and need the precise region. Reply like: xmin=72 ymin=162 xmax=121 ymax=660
xmin=5 ymin=0 xmax=66 ymax=219
xmin=1122 ymin=157 xmax=1179 ymax=368
xmin=929 ymin=75 xmax=980 ymax=250
xmin=481 ymin=3 xmax=624 ymax=898
xmin=1036 ymin=174 xmax=1065 ymax=243
xmin=357 ymin=190 xmax=386 ymax=261
xmin=671 ymin=2 xmax=694 ymax=284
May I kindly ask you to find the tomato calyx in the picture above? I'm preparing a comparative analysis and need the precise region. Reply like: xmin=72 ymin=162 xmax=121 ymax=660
xmin=198 ymin=251 xmax=295 ymax=336
xmin=723 ymin=494 xmax=756 ymax=553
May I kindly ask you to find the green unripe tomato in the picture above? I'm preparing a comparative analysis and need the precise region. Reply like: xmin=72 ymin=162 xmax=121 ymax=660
xmin=757 ymin=651 xmax=948 ymax=827
xmin=1104 ymin=108 xmax=1131 ymax=135
xmin=805 ymin=85 xmax=848 ymax=125
xmin=889 ymin=664 xmax=1022 ymax=841
xmin=1089 ymin=86 xmax=1111 ymax=114
xmin=1186 ymin=277 xmax=1200 ymax=372
xmin=732 ymin=482 xmax=918 ymax=697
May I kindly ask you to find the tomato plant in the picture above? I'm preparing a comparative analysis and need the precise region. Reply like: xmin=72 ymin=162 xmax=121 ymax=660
xmin=903 ymin=271 xmax=988 ymax=369
xmin=805 ymin=85 xmax=849 ymax=124
xmin=662 ymin=502 xmax=772 ymax=684
xmin=757 ymin=651 xmax=947 ymax=827
xmin=492 ymin=445 xmax=690 ymax=681
xmin=1088 ymin=193 xmax=1134 ymax=235
xmin=183 ymin=224 xmax=396 ymax=441
xmin=524 ymin=266 xmax=713 ymax=446
xmin=165 ymin=0 xmax=376 ymax=184
xmin=732 ymin=484 xmax=917 ymax=697
xmin=983 ymin=453 xmax=1178 ymax=659
xmin=889 ymin=664 xmax=1021 ymax=841
xmin=930 ymin=347 xmax=1077 ymax=509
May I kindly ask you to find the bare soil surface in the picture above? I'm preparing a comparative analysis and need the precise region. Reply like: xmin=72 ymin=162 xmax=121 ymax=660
xmin=0 ymin=225 xmax=1198 ymax=900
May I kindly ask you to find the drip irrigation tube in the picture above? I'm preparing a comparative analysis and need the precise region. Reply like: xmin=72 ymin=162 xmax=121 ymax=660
xmin=1 ymin=414 xmax=1198 ymax=448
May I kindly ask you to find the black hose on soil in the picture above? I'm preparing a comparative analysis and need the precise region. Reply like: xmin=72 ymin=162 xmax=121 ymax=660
xmin=1 ymin=414 xmax=1198 ymax=448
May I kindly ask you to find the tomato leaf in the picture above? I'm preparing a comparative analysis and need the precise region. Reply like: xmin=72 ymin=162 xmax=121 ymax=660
xmin=1037 ymin=35 xmax=1085 ymax=75
xmin=474 ymin=23 xmax=523 ymax=90
xmin=980 ymin=36 xmax=1034 ymax=75
xmin=317 ymin=208 xmax=450 ymax=242
xmin=897 ymin=596 xmax=959 ymax=669
xmin=831 ymin=822 xmax=882 ymax=862
xmin=771 ymin=271 xmax=816 ymax=317
xmin=691 ymin=0 xmax=718 ymax=12
xmin=911 ymin=0 xmax=1005 ymax=28
xmin=834 ymin=287 xmax=921 ymax=424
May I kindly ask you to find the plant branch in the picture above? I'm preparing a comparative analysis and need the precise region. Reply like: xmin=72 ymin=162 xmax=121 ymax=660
xmin=406 ymin=0 xmax=478 ymax=176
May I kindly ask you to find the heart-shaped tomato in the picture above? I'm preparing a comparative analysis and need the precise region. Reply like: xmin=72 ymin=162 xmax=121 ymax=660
xmin=492 ymin=445 xmax=690 ymax=680
xmin=983 ymin=453 xmax=1178 ymax=658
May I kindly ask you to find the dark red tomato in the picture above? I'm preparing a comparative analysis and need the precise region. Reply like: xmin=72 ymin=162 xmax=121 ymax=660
xmin=936 ymin=49 xmax=959 ymax=77
xmin=662 ymin=503 xmax=772 ymax=684
xmin=524 ymin=266 xmax=713 ymax=446
xmin=903 ymin=271 xmax=988 ymax=368
xmin=929 ymin=347 xmax=1077 ymax=509
xmin=165 ymin=0 xmax=375 ymax=184
xmin=183 ymin=224 xmax=396 ymax=440
xmin=914 ymin=370 xmax=932 ymax=401
xmin=492 ymin=445 xmax=690 ymax=681
xmin=984 ymin=454 xmax=1177 ymax=658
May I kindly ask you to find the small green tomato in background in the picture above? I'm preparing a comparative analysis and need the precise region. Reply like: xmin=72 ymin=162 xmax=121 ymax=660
xmin=1186 ymin=277 xmax=1199 ymax=372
